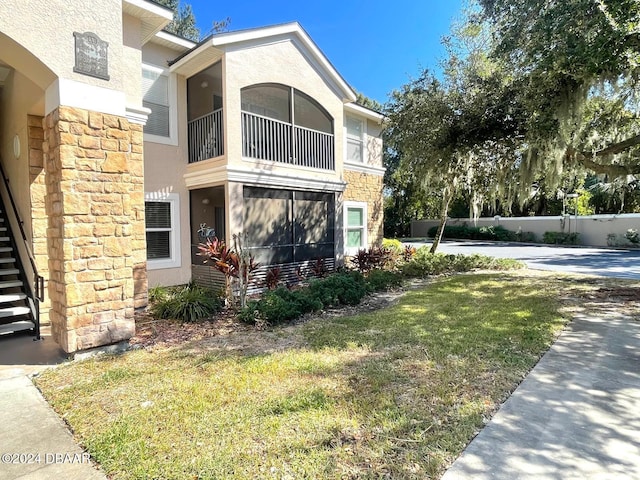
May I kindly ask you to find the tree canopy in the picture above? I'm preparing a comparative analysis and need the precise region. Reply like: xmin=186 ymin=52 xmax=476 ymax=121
xmin=156 ymin=0 xmax=230 ymax=41
xmin=384 ymin=0 xmax=640 ymax=244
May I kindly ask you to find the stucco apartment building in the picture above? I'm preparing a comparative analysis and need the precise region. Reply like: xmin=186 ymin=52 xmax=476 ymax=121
xmin=0 ymin=0 xmax=384 ymax=353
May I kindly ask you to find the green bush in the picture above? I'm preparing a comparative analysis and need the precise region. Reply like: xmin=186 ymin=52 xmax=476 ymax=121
xmin=365 ymin=269 xmax=404 ymax=291
xmin=542 ymin=231 xmax=580 ymax=245
xmin=401 ymin=248 xmax=525 ymax=277
xmin=309 ymin=271 xmax=368 ymax=306
xmin=150 ymin=284 xmax=222 ymax=322
xmin=382 ymin=238 xmax=403 ymax=254
xmin=148 ymin=285 xmax=169 ymax=303
xmin=239 ymin=272 xmax=369 ymax=325
xmin=427 ymin=224 xmax=517 ymax=241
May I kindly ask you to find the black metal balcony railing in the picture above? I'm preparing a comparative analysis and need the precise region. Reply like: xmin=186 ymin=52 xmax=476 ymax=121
xmin=241 ymin=111 xmax=335 ymax=171
xmin=188 ymin=108 xmax=224 ymax=163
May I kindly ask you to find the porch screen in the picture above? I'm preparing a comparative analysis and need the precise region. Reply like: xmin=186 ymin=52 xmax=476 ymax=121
xmin=243 ymin=187 xmax=334 ymax=264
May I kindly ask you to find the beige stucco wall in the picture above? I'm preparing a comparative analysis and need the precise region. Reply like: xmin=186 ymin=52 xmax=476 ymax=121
xmin=223 ymin=39 xmax=345 ymax=183
xmin=0 ymin=0 xmax=125 ymax=94
xmin=412 ymin=215 xmax=640 ymax=247
xmin=0 ymin=70 xmax=42 ymax=241
xmin=122 ymin=13 xmax=143 ymax=106
xmin=143 ymin=43 xmax=192 ymax=287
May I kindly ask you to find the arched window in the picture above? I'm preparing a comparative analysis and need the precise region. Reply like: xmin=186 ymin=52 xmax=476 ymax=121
xmin=241 ymin=84 xmax=335 ymax=169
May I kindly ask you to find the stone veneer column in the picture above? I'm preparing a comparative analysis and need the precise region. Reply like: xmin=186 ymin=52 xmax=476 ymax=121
xmin=343 ymin=170 xmax=384 ymax=246
xmin=42 ymin=106 xmax=147 ymax=353
xmin=28 ymin=114 xmax=50 ymax=325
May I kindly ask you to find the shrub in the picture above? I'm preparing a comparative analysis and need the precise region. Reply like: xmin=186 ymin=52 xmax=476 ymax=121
xmin=150 ymin=284 xmax=222 ymax=322
xmin=382 ymin=238 xmax=403 ymax=254
xmin=310 ymin=257 xmax=329 ymax=278
xmin=265 ymin=267 xmax=282 ymax=290
xmin=350 ymin=246 xmax=396 ymax=273
xmin=401 ymin=248 xmax=524 ymax=277
xmin=625 ymin=229 xmax=639 ymax=244
xmin=366 ymin=269 xmax=404 ymax=291
xmin=515 ymin=229 xmax=537 ymax=243
xmin=148 ymin=285 xmax=169 ymax=303
xmin=542 ymin=231 xmax=580 ymax=245
xmin=239 ymin=273 xmax=364 ymax=325
xmin=309 ymin=271 xmax=368 ymax=306
xmin=402 ymin=245 xmax=417 ymax=261
xmin=427 ymin=224 xmax=517 ymax=241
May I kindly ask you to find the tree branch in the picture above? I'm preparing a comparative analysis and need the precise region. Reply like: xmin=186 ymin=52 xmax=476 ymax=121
xmin=589 ymin=134 xmax=640 ymax=158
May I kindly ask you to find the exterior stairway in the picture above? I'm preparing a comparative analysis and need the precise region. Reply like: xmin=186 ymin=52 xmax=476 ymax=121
xmin=0 ymin=208 xmax=37 ymax=336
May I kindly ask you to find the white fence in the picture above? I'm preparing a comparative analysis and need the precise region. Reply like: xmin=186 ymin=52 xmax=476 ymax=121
xmin=411 ymin=214 xmax=640 ymax=247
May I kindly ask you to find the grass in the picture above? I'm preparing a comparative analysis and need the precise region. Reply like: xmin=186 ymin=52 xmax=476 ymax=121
xmin=36 ymin=272 xmax=570 ymax=479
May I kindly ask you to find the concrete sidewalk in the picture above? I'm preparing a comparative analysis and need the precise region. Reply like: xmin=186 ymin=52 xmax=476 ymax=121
xmin=442 ymin=312 xmax=640 ymax=480
xmin=0 ymin=333 xmax=106 ymax=480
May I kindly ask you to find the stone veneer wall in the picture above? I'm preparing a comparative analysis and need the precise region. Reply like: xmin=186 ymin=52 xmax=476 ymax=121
xmin=42 ymin=106 xmax=147 ymax=353
xmin=28 ymin=114 xmax=50 ymax=325
xmin=343 ymin=170 xmax=384 ymax=246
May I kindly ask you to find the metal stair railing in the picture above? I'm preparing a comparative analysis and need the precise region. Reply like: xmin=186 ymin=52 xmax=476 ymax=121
xmin=0 ymin=156 xmax=44 ymax=339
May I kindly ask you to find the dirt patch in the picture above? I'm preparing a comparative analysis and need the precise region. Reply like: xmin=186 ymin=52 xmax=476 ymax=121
xmin=130 ymin=279 xmax=431 ymax=351
xmin=591 ymin=287 xmax=640 ymax=302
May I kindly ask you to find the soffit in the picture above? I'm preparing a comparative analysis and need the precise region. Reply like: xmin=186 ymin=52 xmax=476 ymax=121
xmin=122 ymin=0 xmax=173 ymax=44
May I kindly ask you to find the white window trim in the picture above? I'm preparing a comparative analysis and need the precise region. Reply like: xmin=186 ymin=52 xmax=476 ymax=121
xmin=344 ymin=200 xmax=368 ymax=256
xmin=344 ymin=115 xmax=367 ymax=165
xmin=145 ymin=192 xmax=181 ymax=270
xmin=142 ymin=63 xmax=178 ymax=146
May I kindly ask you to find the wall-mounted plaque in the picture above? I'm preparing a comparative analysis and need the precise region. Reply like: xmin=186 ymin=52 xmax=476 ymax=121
xmin=73 ymin=31 xmax=110 ymax=80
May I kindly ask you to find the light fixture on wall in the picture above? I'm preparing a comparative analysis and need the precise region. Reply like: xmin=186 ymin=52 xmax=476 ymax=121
xmin=13 ymin=134 xmax=20 ymax=159
xmin=202 ymin=198 xmax=210 ymax=205
xmin=200 ymin=80 xmax=209 ymax=89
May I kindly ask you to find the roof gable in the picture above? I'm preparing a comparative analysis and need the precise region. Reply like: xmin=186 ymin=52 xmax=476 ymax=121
xmin=169 ymin=22 xmax=356 ymax=103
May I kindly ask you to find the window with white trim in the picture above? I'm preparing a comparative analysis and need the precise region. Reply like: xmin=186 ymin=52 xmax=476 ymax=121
xmin=145 ymin=193 xmax=181 ymax=270
xmin=142 ymin=64 xmax=177 ymax=144
xmin=345 ymin=116 xmax=365 ymax=163
xmin=344 ymin=201 xmax=367 ymax=254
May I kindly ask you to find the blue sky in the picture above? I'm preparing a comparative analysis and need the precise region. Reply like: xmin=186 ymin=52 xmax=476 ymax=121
xmin=189 ymin=0 xmax=466 ymax=105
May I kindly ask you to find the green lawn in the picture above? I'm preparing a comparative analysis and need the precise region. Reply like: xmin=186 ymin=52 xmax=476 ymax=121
xmin=36 ymin=272 xmax=569 ymax=479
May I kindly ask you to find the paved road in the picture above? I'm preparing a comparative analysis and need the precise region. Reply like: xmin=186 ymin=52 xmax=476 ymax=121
xmin=407 ymin=241 xmax=640 ymax=280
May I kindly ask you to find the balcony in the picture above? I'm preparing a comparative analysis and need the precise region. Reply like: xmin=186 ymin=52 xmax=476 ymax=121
xmin=241 ymin=111 xmax=335 ymax=171
xmin=188 ymin=108 xmax=224 ymax=164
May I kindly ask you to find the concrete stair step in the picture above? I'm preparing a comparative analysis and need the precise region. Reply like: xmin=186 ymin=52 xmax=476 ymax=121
xmin=0 ymin=320 xmax=35 ymax=335
xmin=0 ymin=247 xmax=13 ymax=253
xmin=0 ymin=269 xmax=19 ymax=276
xmin=0 ymin=306 xmax=30 ymax=319
xmin=0 ymin=293 xmax=27 ymax=303
xmin=0 ymin=258 xmax=16 ymax=264
xmin=0 ymin=280 xmax=23 ymax=289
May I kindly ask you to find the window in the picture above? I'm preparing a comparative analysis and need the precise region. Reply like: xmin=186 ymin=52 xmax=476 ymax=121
xmin=142 ymin=64 xmax=177 ymax=144
xmin=345 ymin=116 xmax=365 ymax=163
xmin=145 ymin=193 xmax=181 ymax=269
xmin=344 ymin=201 xmax=367 ymax=254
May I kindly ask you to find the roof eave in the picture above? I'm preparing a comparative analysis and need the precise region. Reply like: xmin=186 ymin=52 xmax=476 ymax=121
xmin=122 ymin=0 xmax=173 ymax=45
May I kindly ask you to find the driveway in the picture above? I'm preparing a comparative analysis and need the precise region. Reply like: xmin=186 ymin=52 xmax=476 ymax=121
xmin=406 ymin=241 xmax=640 ymax=280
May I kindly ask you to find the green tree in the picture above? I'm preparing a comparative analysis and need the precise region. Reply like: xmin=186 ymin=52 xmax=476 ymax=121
xmin=385 ymin=9 xmax=523 ymax=251
xmin=479 ymin=0 xmax=640 ymax=180
xmin=156 ymin=1 xmax=230 ymax=41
